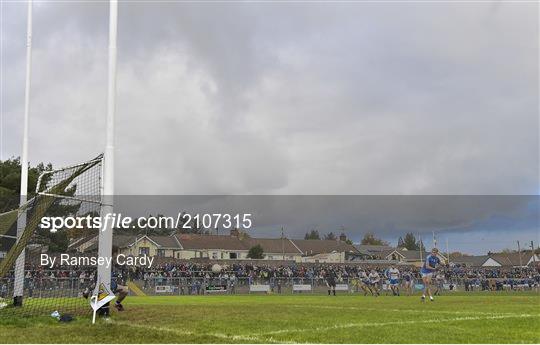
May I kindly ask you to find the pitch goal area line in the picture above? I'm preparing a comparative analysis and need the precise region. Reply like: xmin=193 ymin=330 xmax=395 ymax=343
xmin=114 ymin=313 xmax=536 ymax=344
xmin=112 ymin=321 xmax=280 ymax=343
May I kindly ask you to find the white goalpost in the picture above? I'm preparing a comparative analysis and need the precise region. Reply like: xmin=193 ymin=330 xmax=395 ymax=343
xmin=1 ymin=0 xmax=118 ymax=317
xmin=92 ymin=0 xmax=118 ymax=319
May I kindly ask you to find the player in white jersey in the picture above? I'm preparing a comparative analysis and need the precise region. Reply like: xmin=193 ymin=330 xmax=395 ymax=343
xmin=434 ymin=272 xmax=445 ymax=296
xmin=386 ymin=265 xmax=401 ymax=296
xmin=368 ymin=270 xmax=380 ymax=296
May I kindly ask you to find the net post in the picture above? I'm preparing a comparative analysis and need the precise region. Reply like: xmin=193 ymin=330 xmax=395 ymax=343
xmin=91 ymin=296 xmax=98 ymax=324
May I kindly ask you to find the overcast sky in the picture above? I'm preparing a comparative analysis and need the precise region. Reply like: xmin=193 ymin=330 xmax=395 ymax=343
xmin=1 ymin=1 xmax=538 ymax=254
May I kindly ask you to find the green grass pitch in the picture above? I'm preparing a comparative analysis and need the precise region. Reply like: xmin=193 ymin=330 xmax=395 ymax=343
xmin=0 ymin=292 xmax=539 ymax=343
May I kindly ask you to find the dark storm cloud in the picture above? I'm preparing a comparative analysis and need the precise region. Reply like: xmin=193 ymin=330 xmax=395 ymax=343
xmin=111 ymin=194 xmax=538 ymax=254
xmin=1 ymin=2 xmax=538 ymax=252
xmin=114 ymin=195 xmax=537 ymax=233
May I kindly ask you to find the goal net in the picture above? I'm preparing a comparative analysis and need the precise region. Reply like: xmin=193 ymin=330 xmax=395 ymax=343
xmin=0 ymin=154 xmax=103 ymax=317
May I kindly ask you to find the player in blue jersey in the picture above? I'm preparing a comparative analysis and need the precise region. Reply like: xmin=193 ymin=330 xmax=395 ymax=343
xmin=420 ymin=248 xmax=441 ymax=302
xmin=110 ymin=273 xmax=129 ymax=311
xmin=402 ymin=271 xmax=413 ymax=296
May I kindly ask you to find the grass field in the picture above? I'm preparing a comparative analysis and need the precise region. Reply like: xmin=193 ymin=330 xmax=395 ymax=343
xmin=0 ymin=292 xmax=539 ymax=343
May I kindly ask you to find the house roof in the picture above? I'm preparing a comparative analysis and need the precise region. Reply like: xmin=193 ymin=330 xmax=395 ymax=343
xmin=451 ymin=255 xmax=489 ymax=266
xmin=385 ymin=249 xmax=427 ymax=260
xmin=113 ymin=235 xmax=139 ymax=248
xmin=490 ymin=252 xmax=536 ymax=267
xmin=354 ymin=245 xmax=394 ymax=256
xmin=385 ymin=249 xmax=449 ymax=262
xmin=176 ymin=234 xmax=247 ymax=250
xmin=291 ymin=239 xmax=359 ymax=255
xmin=148 ymin=235 xmax=181 ymax=249
xmin=378 ymin=249 xmax=397 ymax=259
xmin=303 ymin=252 xmax=341 ymax=260
xmin=82 ymin=235 xmax=136 ymax=252
xmin=401 ymin=250 xmax=430 ymax=260
xmin=84 ymin=235 xmax=179 ymax=252
xmin=243 ymin=238 xmax=302 ymax=254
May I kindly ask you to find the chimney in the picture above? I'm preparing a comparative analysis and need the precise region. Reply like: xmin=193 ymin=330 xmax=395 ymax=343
xmin=230 ymin=228 xmax=239 ymax=237
xmin=339 ymin=233 xmax=347 ymax=242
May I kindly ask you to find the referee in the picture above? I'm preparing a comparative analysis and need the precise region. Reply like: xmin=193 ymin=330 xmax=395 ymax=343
xmin=325 ymin=269 xmax=337 ymax=296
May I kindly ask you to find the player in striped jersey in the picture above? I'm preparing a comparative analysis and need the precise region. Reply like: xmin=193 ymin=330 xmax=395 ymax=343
xmin=386 ymin=265 xmax=400 ymax=296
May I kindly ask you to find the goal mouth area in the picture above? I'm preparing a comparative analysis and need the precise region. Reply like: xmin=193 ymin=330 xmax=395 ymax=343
xmin=0 ymin=154 xmax=104 ymax=318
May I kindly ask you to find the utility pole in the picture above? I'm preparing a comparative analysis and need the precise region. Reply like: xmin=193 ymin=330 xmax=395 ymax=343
xmin=419 ymin=233 xmax=423 ymax=263
xmin=281 ymin=227 xmax=285 ymax=260
xmin=531 ymin=241 xmax=536 ymax=265
xmin=517 ymin=240 xmax=523 ymax=269
xmin=446 ymin=237 xmax=450 ymax=265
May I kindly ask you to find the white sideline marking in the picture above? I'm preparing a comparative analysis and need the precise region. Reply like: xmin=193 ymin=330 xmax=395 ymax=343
xmin=258 ymin=313 xmax=536 ymax=338
xmin=114 ymin=313 xmax=537 ymax=344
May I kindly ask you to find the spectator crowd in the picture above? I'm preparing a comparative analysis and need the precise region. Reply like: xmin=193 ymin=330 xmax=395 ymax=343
xmin=1 ymin=260 xmax=539 ymax=298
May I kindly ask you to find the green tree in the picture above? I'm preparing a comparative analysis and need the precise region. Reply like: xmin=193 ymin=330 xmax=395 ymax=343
xmin=360 ymin=232 xmax=389 ymax=246
xmin=47 ymin=231 xmax=69 ymax=252
xmin=0 ymin=157 xmax=91 ymax=253
xmin=247 ymin=244 xmax=264 ymax=259
xmin=0 ymin=157 xmax=52 ymax=211
xmin=304 ymin=230 xmax=320 ymax=240
xmin=324 ymin=232 xmax=337 ymax=240
xmin=402 ymin=233 xmax=420 ymax=250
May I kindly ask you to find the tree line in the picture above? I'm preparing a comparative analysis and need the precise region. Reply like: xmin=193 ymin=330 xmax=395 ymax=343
xmin=304 ymin=229 xmax=430 ymax=252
